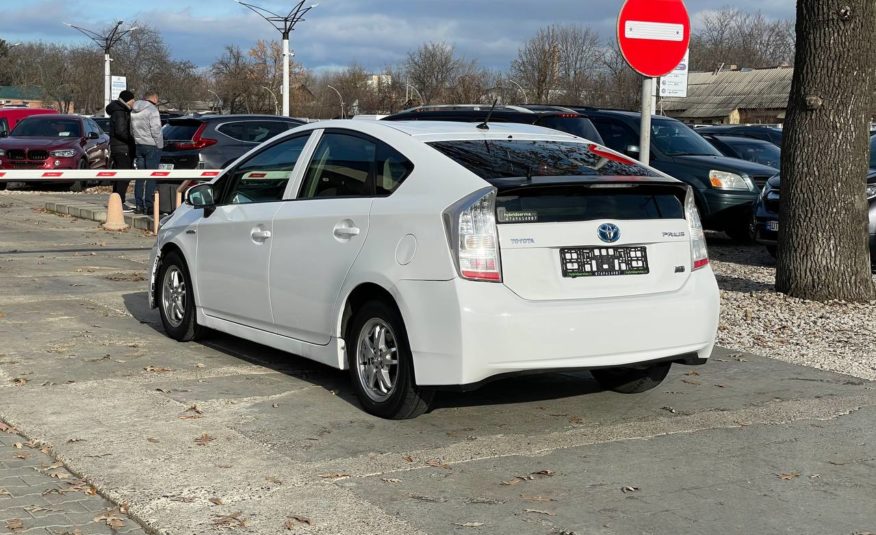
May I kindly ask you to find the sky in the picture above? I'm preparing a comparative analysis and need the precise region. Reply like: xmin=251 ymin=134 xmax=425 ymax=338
xmin=0 ymin=0 xmax=796 ymax=72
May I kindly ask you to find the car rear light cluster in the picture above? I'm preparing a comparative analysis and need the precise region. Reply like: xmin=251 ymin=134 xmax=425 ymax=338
xmin=171 ymin=123 xmax=217 ymax=151
xmin=685 ymin=187 xmax=709 ymax=270
xmin=444 ymin=188 xmax=502 ymax=282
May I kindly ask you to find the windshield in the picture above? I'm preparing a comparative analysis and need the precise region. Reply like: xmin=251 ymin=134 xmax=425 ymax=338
xmin=724 ymin=138 xmax=781 ymax=168
xmin=428 ymin=139 xmax=660 ymax=179
xmin=652 ymin=120 xmax=722 ymax=157
xmin=11 ymin=118 xmax=81 ymax=138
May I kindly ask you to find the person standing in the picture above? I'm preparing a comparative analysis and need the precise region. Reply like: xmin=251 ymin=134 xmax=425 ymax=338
xmin=105 ymin=90 xmax=136 ymax=210
xmin=131 ymin=90 xmax=164 ymax=215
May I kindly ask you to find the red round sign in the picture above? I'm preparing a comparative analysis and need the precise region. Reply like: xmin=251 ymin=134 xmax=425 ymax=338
xmin=617 ymin=0 xmax=691 ymax=78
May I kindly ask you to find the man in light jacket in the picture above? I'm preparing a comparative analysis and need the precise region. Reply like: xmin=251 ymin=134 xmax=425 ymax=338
xmin=131 ymin=90 xmax=164 ymax=215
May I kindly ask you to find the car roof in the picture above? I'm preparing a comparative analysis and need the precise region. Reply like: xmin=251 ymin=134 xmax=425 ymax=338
xmin=170 ymin=114 xmax=304 ymax=123
xmin=16 ymin=114 xmax=82 ymax=121
xmin=706 ymin=134 xmax=777 ymax=145
xmin=299 ymin=119 xmax=581 ymax=142
xmin=386 ymin=105 xmax=582 ymax=119
xmin=0 ymin=108 xmax=57 ymax=117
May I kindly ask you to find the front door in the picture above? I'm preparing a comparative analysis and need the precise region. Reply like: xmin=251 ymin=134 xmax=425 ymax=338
xmin=195 ymin=134 xmax=312 ymax=331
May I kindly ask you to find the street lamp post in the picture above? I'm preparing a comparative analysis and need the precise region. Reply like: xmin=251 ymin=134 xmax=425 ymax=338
xmin=206 ymin=90 xmax=223 ymax=113
xmin=326 ymin=85 xmax=344 ymax=119
xmin=236 ymin=0 xmax=318 ymax=117
xmin=407 ymin=84 xmax=424 ymax=105
xmin=508 ymin=79 xmax=528 ymax=105
xmin=261 ymin=86 xmax=279 ymax=115
xmin=64 ymin=21 xmax=137 ymax=109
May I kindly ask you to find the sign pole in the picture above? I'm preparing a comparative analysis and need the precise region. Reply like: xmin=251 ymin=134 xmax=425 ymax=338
xmin=639 ymin=77 xmax=653 ymax=165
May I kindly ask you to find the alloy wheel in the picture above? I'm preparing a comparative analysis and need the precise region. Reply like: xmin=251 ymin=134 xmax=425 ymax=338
xmin=161 ymin=265 xmax=187 ymax=328
xmin=355 ymin=318 xmax=400 ymax=402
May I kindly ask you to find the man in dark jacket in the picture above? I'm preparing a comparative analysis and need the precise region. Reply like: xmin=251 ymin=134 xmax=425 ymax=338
xmin=105 ymin=90 xmax=136 ymax=208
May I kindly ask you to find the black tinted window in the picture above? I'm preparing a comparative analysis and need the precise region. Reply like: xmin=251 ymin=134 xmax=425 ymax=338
xmin=536 ymin=116 xmax=602 ymax=143
xmin=300 ymin=133 xmax=376 ymax=198
xmin=163 ymin=122 xmax=202 ymax=141
xmin=12 ymin=118 xmax=81 ymax=138
xmin=428 ymin=139 xmax=658 ymax=179
xmin=0 ymin=119 xmax=7 ymax=136
xmin=376 ymin=143 xmax=413 ymax=195
xmin=224 ymin=135 xmax=310 ymax=204
xmin=590 ymin=118 xmax=639 ymax=154
xmin=218 ymin=121 xmax=289 ymax=143
xmin=869 ymin=136 xmax=875 ymax=169
xmin=724 ymin=139 xmax=780 ymax=168
xmin=497 ymin=186 xmax=684 ymax=224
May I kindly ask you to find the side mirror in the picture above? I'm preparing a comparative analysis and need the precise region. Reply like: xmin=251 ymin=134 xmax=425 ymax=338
xmin=88 ymin=132 xmax=100 ymax=140
xmin=185 ymin=183 xmax=215 ymax=210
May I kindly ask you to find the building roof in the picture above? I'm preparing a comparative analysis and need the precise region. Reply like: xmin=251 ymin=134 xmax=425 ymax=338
xmin=0 ymin=86 xmax=45 ymax=100
xmin=660 ymin=68 xmax=793 ymax=119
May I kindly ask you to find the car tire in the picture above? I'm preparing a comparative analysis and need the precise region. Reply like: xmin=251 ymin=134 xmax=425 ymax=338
xmin=591 ymin=362 xmax=672 ymax=394
xmin=69 ymin=160 xmax=87 ymax=192
xmin=157 ymin=251 xmax=204 ymax=342
xmin=347 ymin=300 xmax=433 ymax=419
xmin=724 ymin=219 xmax=753 ymax=243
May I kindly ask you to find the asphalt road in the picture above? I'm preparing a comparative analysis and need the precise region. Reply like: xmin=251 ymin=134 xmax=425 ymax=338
xmin=1 ymin=193 xmax=874 ymax=535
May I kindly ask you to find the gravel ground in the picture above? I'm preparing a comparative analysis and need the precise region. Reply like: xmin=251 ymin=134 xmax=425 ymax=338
xmin=709 ymin=236 xmax=876 ymax=381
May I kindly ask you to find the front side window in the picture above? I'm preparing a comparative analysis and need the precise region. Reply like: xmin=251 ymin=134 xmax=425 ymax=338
xmin=428 ymin=139 xmax=659 ymax=179
xmin=299 ymin=133 xmax=376 ymax=199
xmin=221 ymin=135 xmax=310 ymax=205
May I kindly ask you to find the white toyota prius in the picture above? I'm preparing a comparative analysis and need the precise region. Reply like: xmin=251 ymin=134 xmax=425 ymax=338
xmin=148 ymin=119 xmax=720 ymax=419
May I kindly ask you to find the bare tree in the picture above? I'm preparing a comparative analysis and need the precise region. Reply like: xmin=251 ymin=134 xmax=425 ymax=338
xmin=511 ymin=26 xmax=560 ymax=104
xmin=776 ymin=0 xmax=876 ymax=302
xmin=690 ymin=9 xmax=795 ymax=71
xmin=405 ymin=42 xmax=464 ymax=104
xmin=553 ymin=25 xmax=602 ymax=103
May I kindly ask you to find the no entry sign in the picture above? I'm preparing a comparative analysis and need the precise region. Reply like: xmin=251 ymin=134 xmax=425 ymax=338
xmin=617 ymin=0 xmax=691 ymax=78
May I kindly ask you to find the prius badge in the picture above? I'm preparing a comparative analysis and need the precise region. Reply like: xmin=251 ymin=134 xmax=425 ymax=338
xmin=597 ymin=223 xmax=621 ymax=243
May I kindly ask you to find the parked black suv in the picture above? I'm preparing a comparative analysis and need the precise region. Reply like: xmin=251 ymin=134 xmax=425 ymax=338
xmin=382 ymin=105 xmax=603 ymax=144
xmin=695 ymin=125 xmax=783 ymax=147
xmin=575 ymin=108 xmax=778 ymax=240
xmin=159 ymin=114 xmax=305 ymax=170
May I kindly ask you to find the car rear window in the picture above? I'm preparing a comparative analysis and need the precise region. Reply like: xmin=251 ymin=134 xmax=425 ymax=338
xmin=428 ymin=139 xmax=659 ymax=179
xmin=496 ymin=186 xmax=685 ymax=224
xmin=535 ymin=116 xmax=603 ymax=143
xmin=162 ymin=121 xmax=203 ymax=141
xmin=217 ymin=121 xmax=291 ymax=143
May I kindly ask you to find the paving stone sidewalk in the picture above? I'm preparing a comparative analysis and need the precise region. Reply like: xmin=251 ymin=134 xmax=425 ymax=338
xmin=0 ymin=424 xmax=146 ymax=535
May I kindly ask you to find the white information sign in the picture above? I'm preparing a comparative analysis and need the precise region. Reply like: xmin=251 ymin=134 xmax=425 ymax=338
xmin=111 ymin=76 xmax=127 ymax=100
xmin=659 ymin=50 xmax=689 ymax=98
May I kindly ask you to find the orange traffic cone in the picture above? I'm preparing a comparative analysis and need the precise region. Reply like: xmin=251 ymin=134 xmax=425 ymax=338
xmin=103 ymin=192 xmax=129 ymax=231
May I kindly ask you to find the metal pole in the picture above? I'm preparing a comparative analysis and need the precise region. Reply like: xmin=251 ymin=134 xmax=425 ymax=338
xmin=262 ymin=86 xmax=279 ymax=115
xmin=282 ymin=36 xmax=290 ymax=117
xmin=104 ymin=53 xmax=111 ymax=110
xmin=508 ymin=79 xmax=528 ymax=104
xmin=327 ymin=85 xmax=344 ymax=119
xmin=639 ymin=77 xmax=654 ymax=165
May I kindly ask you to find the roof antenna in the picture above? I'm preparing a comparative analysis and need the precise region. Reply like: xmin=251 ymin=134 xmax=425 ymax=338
xmin=477 ymin=98 xmax=499 ymax=130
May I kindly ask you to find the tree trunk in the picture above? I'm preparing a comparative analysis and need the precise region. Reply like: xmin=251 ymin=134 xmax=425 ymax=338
xmin=776 ymin=0 xmax=876 ymax=302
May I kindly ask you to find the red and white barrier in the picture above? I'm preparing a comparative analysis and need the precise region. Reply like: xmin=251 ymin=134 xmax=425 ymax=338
xmin=0 ymin=169 xmax=223 ymax=182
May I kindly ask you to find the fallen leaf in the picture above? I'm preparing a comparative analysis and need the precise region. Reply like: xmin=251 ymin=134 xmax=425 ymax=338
xmin=318 ymin=473 xmax=350 ymax=480
xmin=685 ymin=370 xmax=700 ymax=376
xmin=194 ymin=433 xmax=214 ymax=446
xmin=147 ymin=437 xmax=160 ymax=443
xmin=661 ymin=406 xmax=678 ymax=414
xmin=49 ymin=471 xmax=71 ymax=480
xmin=381 ymin=478 xmax=401 ymax=484
xmin=778 ymin=472 xmax=800 ymax=480
xmin=144 ymin=366 xmax=173 ymax=373
xmin=520 ymin=495 xmax=556 ymax=502
xmin=12 ymin=377 xmax=27 ymax=386
xmin=15 ymin=452 xmax=28 ymax=460
xmin=523 ymin=508 xmax=555 ymax=516
xmin=179 ymin=405 xmax=204 ymax=420
xmin=24 ymin=505 xmax=57 ymax=513
xmin=402 ymin=455 xmax=415 ymax=463
xmin=66 ymin=438 xmax=84 ymax=443
xmin=501 ymin=478 xmax=524 ymax=486
xmin=531 ymin=470 xmax=555 ymax=477
xmin=466 ymin=497 xmax=504 ymax=505
xmin=265 ymin=476 xmax=283 ymax=485
xmin=410 ymin=494 xmax=446 ymax=503
xmin=621 ymin=486 xmax=640 ymax=493
xmin=195 ymin=363 xmax=206 ymax=368
xmin=0 ymin=422 xmax=12 ymax=433
xmin=272 ymin=403 xmax=279 ymax=408
xmin=93 ymin=511 xmax=125 ymax=530
xmin=425 ymin=458 xmax=451 ymax=469
xmin=68 ymin=481 xmax=98 ymax=495
xmin=284 ymin=515 xmax=313 ymax=529
xmin=212 ymin=512 xmax=247 ymax=529
xmin=13 ymin=442 xmax=22 ymax=449
xmin=568 ymin=415 xmax=584 ymax=425
xmin=5 ymin=518 xmax=24 ymax=532
xmin=169 ymin=496 xmax=196 ymax=503
xmin=0 ymin=488 xmax=11 ymax=497
xmin=681 ymin=378 xmax=701 ymax=385
xmin=209 ymin=497 xmax=224 ymax=505
xmin=453 ymin=522 xmax=485 ymax=528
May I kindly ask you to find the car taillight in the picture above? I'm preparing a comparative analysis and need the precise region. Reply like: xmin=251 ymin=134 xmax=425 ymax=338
xmin=171 ymin=123 xmax=216 ymax=150
xmin=685 ymin=187 xmax=709 ymax=270
xmin=444 ymin=188 xmax=502 ymax=282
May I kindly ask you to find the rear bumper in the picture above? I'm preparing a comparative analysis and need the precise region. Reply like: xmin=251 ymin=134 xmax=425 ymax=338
xmin=398 ymin=268 xmax=720 ymax=386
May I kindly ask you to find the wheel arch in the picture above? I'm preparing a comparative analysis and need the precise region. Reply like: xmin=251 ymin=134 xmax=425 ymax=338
xmin=152 ymin=242 xmax=189 ymax=307
xmin=338 ymin=282 xmax=405 ymax=345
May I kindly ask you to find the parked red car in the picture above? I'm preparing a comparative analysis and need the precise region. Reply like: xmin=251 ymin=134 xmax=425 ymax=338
xmin=0 ymin=114 xmax=110 ymax=191
xmin=0 ymin=108 xmax=56 ymax=137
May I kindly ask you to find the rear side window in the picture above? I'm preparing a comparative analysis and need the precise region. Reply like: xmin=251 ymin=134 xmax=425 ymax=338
xmin=590 ymin=118 xmax=639 ymax=154
xmin=536 ymin=116 xmax=603 ymax=144
xmin=300 ymin=133 xmax=376 ymax=198
xmin=218 ymin=121 xmax=289 ymax=143
xmin=497 ymin=186 xmax=685 ymax=224
xmin=163 ymin=122 xmax=202 ymax=141
xmin=428 ymin=139 xmax=658 ymax=179
xmin=375 ymin=143 xmax=414 ymax=195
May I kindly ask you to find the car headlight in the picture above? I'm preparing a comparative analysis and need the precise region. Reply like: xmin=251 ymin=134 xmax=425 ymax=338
xmin=50 ymin=149 xmax=76 ymax=158
xmin=867 ymin=184 xmax=876 ymax=199
xmin=709 ymin=170 xmax=753 ymax=191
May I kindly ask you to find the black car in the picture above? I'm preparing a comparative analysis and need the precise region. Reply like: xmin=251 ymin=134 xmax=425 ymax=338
xmin=92 ymin=116 xmax=111 ymax=134
xmin=575 ymin=108 xmax=778 ymax=240
xmin=696 ymin=125 xmax=783 ymax=147
xmin=701 ymin=134 xmax=781 ymax=168
xmin=382 ymin=105 xmax=604 ymax=144
xmin=159 ymin=114 xmax=305 ymax=170
xmin=754 ymin=135 xmax=876 ymax=264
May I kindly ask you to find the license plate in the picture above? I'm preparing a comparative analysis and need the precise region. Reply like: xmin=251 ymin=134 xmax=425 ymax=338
xmin=766 ymin=221 xmax=779 ymax=232
xmin=560 ymin=247 xmax=649 ymax=278
xmin=159 ymin=163 xmax=174 ymax=170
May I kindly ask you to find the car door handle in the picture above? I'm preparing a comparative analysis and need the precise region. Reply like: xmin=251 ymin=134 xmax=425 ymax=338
xmin=251 ymin=229 xmax=272 ymax=241
xmin=333 ymin=226 xmax=360 ymax=238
